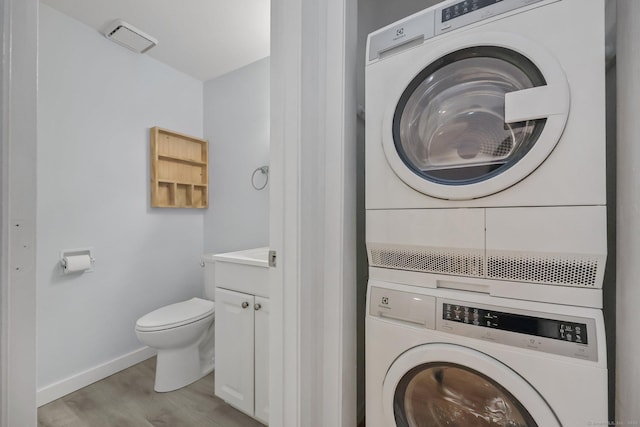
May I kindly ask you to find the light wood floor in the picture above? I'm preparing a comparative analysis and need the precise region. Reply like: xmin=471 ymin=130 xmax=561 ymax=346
xmin=38 ymin=357 xmax=265 ymax=427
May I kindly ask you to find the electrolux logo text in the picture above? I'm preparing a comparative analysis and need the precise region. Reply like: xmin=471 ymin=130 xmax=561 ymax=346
xmin=377 ymin=296 xmax=391 ymax=311
xmin=393 ymin=27 xmax=405 ymax=41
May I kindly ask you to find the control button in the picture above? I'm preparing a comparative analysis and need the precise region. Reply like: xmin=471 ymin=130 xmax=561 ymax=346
xmin=444 ymin=304 xmax=452 ymax=320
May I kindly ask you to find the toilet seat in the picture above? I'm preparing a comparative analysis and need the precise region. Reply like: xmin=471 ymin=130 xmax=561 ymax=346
xmin=135 ymin=297 xmax=215 ymax=332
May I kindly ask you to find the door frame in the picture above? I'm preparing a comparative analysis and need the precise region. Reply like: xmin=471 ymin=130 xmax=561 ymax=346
xmin=269 ymin=0 xmax=357 ymax=425
xmin=1 ymin=0 xmax=38 ymax=426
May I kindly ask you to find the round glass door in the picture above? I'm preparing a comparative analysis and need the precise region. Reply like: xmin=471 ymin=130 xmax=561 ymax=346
xmin=394 ymin=47 xmax=545 ymax=185
xmin=382 ymin=344 xmax=561 ymax=427
xmin=380 ymin=35 xmax=570 ymax=200
xmin=394 ymin=363 xmax=536 ymax=427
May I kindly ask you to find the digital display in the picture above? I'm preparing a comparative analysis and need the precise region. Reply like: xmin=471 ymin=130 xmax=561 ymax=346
xmin=442 ymin=0 xmax=504 ymax=23
xmin=443 ymin=303 xmax=588 ymax=344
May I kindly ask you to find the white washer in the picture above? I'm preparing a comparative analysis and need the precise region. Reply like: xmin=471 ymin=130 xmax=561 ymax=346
xmin=365 ymin=0 xmax=607 ymax=307
xmin=366 ymin=281 xmax=608 ymax=426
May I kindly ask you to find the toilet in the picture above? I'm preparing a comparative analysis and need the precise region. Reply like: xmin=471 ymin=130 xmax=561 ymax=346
xmin=135 ymin=254 xmax=216 ymax=392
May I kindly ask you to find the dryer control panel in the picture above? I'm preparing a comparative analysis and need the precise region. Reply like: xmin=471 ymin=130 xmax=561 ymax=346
xmin=435 ymin=0 xmax=548 ymax=35
xmin=367 ymin=0 xmax=552 ymax=62
xmin=438 ymin=299 xmax=598 ymax=361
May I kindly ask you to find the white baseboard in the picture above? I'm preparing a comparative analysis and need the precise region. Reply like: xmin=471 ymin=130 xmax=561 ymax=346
xmin=37 ymin=346 xmax=157 ymax=407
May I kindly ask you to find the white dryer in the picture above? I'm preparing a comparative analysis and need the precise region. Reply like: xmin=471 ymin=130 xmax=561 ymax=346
xmin=366 ymin=281 xmax=608 ymax=426
xmin=365 ymin=0 xmax=608 ymax=307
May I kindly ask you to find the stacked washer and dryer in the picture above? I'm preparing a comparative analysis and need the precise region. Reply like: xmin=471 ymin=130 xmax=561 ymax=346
xmin=364 ymin=0 xmax=609 ymax=426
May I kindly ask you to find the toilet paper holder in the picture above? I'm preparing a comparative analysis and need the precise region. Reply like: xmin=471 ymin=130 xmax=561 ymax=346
xmin=60 ymin=248 xmax=95 ymax=274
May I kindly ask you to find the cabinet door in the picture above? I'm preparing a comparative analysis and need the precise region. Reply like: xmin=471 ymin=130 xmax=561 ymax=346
xmin=214 ymin=288 xmax=254 ymax=417
xmin=254 ymin=296 xmax=270 ymax=425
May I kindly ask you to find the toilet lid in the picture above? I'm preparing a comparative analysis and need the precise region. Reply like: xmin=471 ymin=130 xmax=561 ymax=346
xmin=136 ymin=297 xmax=215 ymax=332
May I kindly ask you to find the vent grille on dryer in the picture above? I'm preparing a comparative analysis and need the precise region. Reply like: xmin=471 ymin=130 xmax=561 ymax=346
xmin=368 ymin=244 xmax=484 ymax=277
xmin=486 ymin=252 xmax=600 ymax=287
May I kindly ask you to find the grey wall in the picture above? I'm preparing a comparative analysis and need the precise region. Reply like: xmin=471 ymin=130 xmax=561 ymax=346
xmin=615 ymin=1 xmax=640 ymax=424
xmin=37 ymin=4 xmax=204 ymax=391
xmin=203 ymin=57 xmax=270 ymax=254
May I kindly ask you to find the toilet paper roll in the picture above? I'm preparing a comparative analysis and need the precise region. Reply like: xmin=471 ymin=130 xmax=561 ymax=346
xmin=63 ymin=255 xmax=92 ymax=274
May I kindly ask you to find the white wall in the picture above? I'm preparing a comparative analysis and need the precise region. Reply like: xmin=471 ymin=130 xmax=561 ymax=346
xmin=203 ymin=57 xmax=270 ymax=254
xmin=37 ymin=4 xmax=204 ymax=396
xmin=616 ymin=1 xmax=640 ymax=424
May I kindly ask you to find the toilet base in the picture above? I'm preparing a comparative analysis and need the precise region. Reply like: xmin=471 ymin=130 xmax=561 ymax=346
xmin=154 ymin=344 xmax=213 ymax=392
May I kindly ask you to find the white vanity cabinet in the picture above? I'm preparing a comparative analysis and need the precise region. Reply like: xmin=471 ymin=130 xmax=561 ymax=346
xmin=215 ymin=288 xmax=269 ymax=424
xmin=212 ymin=247 xmax=270 ymax=425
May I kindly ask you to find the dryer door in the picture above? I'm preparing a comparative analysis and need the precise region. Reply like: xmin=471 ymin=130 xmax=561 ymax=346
xmin=382 ymin=343 xmax=560 ymax=427
xmin=382 ymin=33 xmax=569 ymax=200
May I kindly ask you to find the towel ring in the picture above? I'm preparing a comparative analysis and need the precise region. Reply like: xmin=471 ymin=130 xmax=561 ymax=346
xmin=251 ymin=165 xmax=269 ymax=190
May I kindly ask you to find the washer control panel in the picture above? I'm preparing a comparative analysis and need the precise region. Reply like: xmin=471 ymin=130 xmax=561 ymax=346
xmin=369 ymin=286 xmax=599 ymax=361
xmin=443 ymin=303 xmax=588 ymax=344
xmin=438 ymin=298 xmax=598 ymax=361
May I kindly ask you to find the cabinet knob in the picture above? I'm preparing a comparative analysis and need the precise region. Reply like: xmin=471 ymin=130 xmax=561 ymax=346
xmin=241 ymin=301 xmax=250 ymax=309
xmin=254 ymin=303 xmax=262 ymax=311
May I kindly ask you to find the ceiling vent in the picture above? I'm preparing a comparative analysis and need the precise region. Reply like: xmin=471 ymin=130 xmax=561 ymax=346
xmin=104 ymin=20 xmax=158 ymax=54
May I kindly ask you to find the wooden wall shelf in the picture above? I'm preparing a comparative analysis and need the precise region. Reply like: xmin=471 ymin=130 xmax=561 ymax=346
xmin=150 ymin=127 xmax=208 ymax=208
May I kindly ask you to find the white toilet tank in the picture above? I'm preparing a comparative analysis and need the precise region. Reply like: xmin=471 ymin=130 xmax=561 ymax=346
xmin=202 ymin=254 xmax=217 ymax=300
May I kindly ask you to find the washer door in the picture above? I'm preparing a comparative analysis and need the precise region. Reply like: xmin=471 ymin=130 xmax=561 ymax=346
xmin=382 ymin=344 xmax=560 ymax=427
xmin=382 ymin=33 xmax=569 ymax=200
